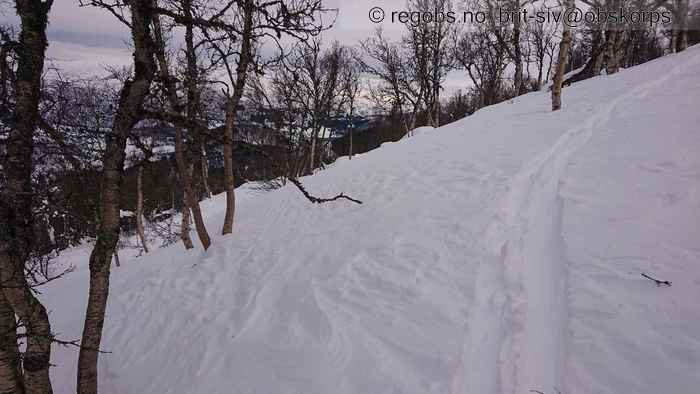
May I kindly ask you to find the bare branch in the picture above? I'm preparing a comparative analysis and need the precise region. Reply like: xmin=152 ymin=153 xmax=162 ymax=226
xmin=641 ymin=273 xmax=672 ymax=287
xmin=289 ymin=178 xmax=362 ymax=205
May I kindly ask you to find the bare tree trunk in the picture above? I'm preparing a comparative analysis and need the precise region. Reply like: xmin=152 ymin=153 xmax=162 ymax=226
xmin=551 ymin=0 xmax=573 ymax=111
xmin=173 ymin=128 xmax=195 ymax=249
xmin=676 ymin=0 xmax=689 ymax=52
xmin=0 ymin=293 xmax=23 ymax=394
xmin=169 ymin=156 xmax=191 ymax=249
xmin=77 ymin=1 xmax=156 ymax=393
xmin=0 ymin=1 xmax=54 ymax=393
xmin=182 ymin=3 xmax=213 ymax=247
xmin=200 ymin=145 xmax=211 ymax=198
xmin=180 ymin=204 xmax=193 ymax=248
xmin=151 ymin=14 xmax=206 ymax=250
xmin=0 ymin=278 xmax=52 ymax=394
xmin=409 ymin=110 xmax=418 ymax=132
xmin=605 ymin=29 xmax=623 ymax=74
xmin=591 ymin=32 xmax=606 ymax=75
xmin=536 ymin=55 xmax=544 ymax=90
xmin=135 ymin=165 xmax=149 ymax=253
xmin=184 ymin=163 xmax=210 ymax=247
xmin=431 ymin=86 xmax=440 ymax=127
xmin=603 ymin=0 xmax=623 ymax=74
xmin=222 ymin=0 xmax=254 ymax=235
xmin=670 ymin=0 xmax=683 ymax=52
xmin=513 ymin=0 xmax=523 ymax=95
xmin=348 ymin=126 xmax=353 ymax=160
xmin=670 ymin=27 xmax=678 ymax=53
xmin=425 ymin=88 xmax=436 ymax=127
xmin=171 ymin=131 xmax=205 ymax=250
xmin=678 ymin=29 xmax=688 ymax=52
xmin=308 ymin=125 xmax=318 ymax=173
xmin=222 ymin=101 xmax=238 ymax=235
xmin=183 ymin=150 xmax=210 ymax=248
xmin=295 ymin=136 xmax=305 ymax=178
xmin=546 ymin=49 xmax=555 ymax=83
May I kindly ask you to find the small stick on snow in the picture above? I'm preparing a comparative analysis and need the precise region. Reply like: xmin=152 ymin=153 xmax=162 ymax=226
xmin=529 ymin=390 xmax=545 ymax=394
xmin=641 ymin=273 xmax=672 ymax=287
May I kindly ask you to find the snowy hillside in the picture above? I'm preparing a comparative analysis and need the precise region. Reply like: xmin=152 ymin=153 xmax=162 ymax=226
xmin=44 ymin=46 xmax=700 ymax=394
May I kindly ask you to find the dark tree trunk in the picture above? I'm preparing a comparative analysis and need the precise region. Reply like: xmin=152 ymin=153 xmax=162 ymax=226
xmin=182 ymin=7 xmax=211 ymax=247
xmin=151 ymin=15 xmax=201 ymax=250
xmin=77 ymin=1 xmax=156 ymax=393
xmin=222 ymin=100 xmax=239 ymax=234
xmin=135 ymin=165 xmax=149 ymax=253
xmin=200 ymin=146 xmax=211 ymax=198
xmin=513 ymin=0 xmax=523 ymax=95
xmin=0 ymin=1 xmax=54 ymax=392
xmin=536 ymin=55 xmax=544 ymax=90
xmin=181 ymin=1 xmax=212 ymax=247
xmin=0 ymin=293 xmax=23 ymax=393
xmin=222 ymin=0 xmax=254 ymax=235
xmin=605 ymin=29 xmax=623 ymax=74
xmin=675 ymin=0 xmax=689 ymax=52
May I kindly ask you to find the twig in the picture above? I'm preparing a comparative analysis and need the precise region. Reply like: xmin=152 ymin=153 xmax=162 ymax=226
xmin=529 ymin=390 xmax=545 ymax=394
xmin=289 ymin=178 xmax=362 ymax=205
xmin=50 ymin=337 xmax=109 ymax=353
xmin=641 ymin=273 xmax=672 ymax=287
xmin=14 ymin=331 xmax=112 ymax=354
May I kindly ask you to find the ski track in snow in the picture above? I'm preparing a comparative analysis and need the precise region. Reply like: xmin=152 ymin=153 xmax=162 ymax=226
xmin=42 ymin=46 xmax=700 ymax=394
xmin=456 ymin=49 xmax=700 ymax=394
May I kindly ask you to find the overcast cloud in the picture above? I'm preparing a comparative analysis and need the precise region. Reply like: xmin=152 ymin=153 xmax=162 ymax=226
xmin=0 ymin=0 xmax=467 ymax=91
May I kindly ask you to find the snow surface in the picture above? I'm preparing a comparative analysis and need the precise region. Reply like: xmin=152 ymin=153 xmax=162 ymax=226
xmin=44 ymin=46 xmax=700 ymax=394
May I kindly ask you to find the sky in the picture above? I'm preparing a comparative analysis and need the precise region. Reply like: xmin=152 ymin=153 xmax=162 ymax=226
xmin=0 ymin=0 xmax=467 ymax=92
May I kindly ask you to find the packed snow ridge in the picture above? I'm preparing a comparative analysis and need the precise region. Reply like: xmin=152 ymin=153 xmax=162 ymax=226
xmin=46 ymin=46 xmax=700 ymax=394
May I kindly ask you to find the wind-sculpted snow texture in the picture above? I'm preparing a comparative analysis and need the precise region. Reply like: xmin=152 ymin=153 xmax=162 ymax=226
xmin=44 ymin=46 xmax=700 ymax=394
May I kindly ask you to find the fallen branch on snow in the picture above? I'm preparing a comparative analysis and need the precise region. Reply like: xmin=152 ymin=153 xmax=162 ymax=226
xmin=529 ymin=387 xmax=563 ymax=394
xmin=289 ymin=178 xmax=363 ymax=205
xmin=641 ymin=273 xmax=672 ymax=287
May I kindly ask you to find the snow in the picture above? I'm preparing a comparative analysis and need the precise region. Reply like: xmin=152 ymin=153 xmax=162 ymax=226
xmin=43 ymin=46 xmax=700 ymax=394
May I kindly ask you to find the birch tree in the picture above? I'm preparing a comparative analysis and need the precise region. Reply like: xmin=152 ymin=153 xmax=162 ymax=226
xmin=360 ymin=29 xmax=427 ymax=134
xmin=340 ymin=50 xmax=362 ymax=160
xmin=151 ymin=14 xmax=196 ymax=249
xmin=484 ymin=0 xmax=525 ymax=94
xmin=76 ymin=1 xmax=157 ymax=392
xmin=136 ymin=164 xmax=149 ymax=253
xmin=284 ymin=39 xmax=344 ymax=173
xmin=151 ymin=5 xmax=213 ymax=250
xmin=659 ymin=0 xmax=690 ymax=52
xmin=525 ymin=10 xmax=559 ymax=90
xmin=408 ymin=0 xmax=456 ymax=127
xmin=0 ymin=1 xmax=54 ymax=392
xmin=200 ymin=0 xmax=333 ymax=234
xmin=552 ymin=0 xmax=575 ymax=111
xmin=456 ymin=26 xmax=508 ymax=107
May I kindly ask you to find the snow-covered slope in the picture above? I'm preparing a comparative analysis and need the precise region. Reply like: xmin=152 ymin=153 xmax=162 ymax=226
xmin=45 ymin=46 xmax=700 ymax=394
